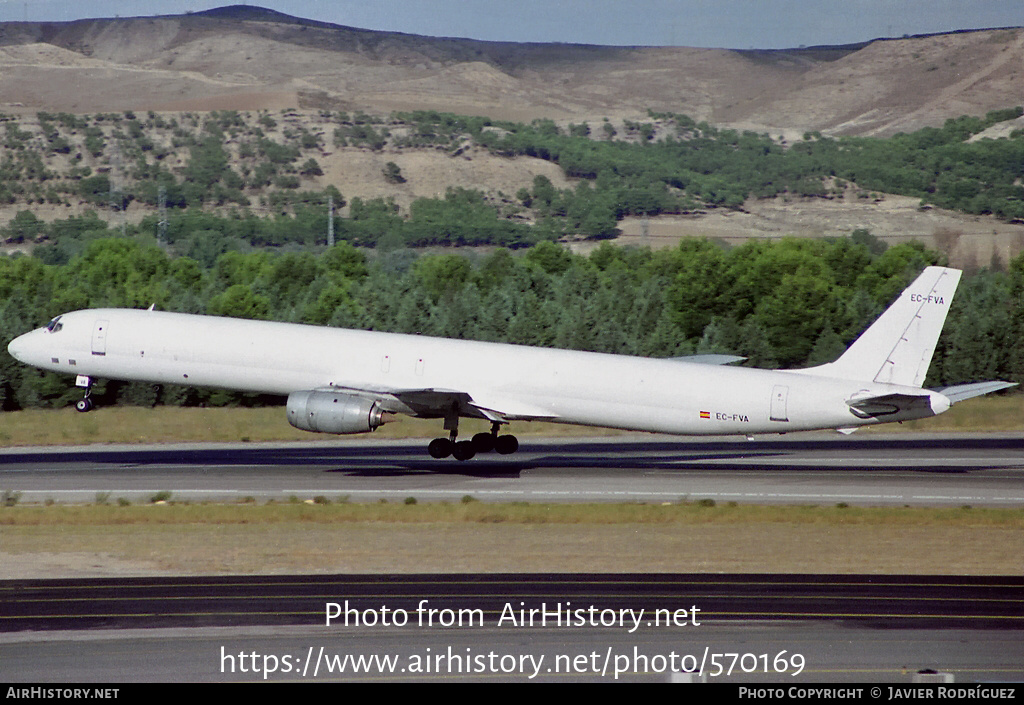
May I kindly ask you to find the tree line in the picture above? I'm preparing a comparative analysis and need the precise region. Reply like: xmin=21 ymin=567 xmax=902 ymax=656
xmin=1 ymin=235 xmax=1021 ymax=411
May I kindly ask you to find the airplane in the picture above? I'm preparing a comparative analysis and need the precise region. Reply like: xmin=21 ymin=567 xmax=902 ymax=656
xmin=5 ymin=265 xmax=1015 ymax=460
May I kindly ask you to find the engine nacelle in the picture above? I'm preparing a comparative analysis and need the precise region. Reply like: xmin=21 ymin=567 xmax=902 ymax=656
xmin=286 ymin=390 xmax=388 ymax=434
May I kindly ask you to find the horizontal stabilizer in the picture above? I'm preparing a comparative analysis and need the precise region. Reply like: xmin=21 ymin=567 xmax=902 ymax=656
xmin=671 ymin=354 xmax=747 ymax=365
xmin=846 ymin=392 xmax=936 ymax=419
xmin=932 ymin=381 xmax=1017 ymax=404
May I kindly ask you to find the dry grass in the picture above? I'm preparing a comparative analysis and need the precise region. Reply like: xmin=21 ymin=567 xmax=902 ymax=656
xmin=0 ymin=406 xmax=579 ymax=446
xmin=3 ymin=501 xmax=1022 ymax=527
xmin=2 ymin=506 xmax=1021 ymax=576
xmin=0 ymin=394 xmax=1020 ymax=447
xmin=609 ymin=195 xmax=1024 ymax=271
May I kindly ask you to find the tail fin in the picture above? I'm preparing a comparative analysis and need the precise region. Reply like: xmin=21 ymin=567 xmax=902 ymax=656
xmin=806 ymin=266 xmax=961 ymax=387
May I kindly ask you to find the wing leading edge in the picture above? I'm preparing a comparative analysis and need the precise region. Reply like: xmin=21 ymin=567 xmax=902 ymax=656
xmin=326 ymin=384 xmax=559 ymax=423
xmin=932 ymin=381 xmax=1018 ymax=404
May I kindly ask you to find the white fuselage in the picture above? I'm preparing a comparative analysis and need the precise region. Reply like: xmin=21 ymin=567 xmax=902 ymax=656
xmin=7 ymin=308 xmax=950 ymax=436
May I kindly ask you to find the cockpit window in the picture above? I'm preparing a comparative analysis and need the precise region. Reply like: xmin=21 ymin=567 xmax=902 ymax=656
xmin=46 ymin=316 xmax=63 ymax=333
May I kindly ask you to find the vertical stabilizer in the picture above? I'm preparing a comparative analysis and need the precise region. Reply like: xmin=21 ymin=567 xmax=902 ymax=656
xmin=805 ymin=266 xmax=961 ymax=387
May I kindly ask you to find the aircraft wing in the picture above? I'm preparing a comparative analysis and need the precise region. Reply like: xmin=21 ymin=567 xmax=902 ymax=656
xmin=465 ymin=391 xmax=560 ymax=421
xmin=327 ymin=385 xmax=559 ymax=422
xmin=931 ymin=381 xmax=1018 ymax=403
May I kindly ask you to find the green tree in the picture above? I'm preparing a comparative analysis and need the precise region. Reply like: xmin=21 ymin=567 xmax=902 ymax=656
xmin=382 ymin=161 xmax=406 ymax=184
xmin=207 ymin=284 xmax=270 ymax=320
xmin=413 ymin=254 xmax=471 ymax=303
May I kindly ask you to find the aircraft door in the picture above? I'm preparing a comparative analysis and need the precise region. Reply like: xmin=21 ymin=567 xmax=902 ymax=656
xmin=91 ymin=320 xmax=108 ymax=356
xmin=770 ymin=385 xmax=789 ymax=422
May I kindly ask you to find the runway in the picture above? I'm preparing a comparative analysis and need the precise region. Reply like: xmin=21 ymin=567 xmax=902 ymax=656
xmin=4 ymin=573 xmax=1022 ymax=632
xmin=2 ymin=574 xmax=1022 ymax=682
xmin=1 ymin=433 xmax=1022 ymax=507
xmin=2 ymin=434 xmax=1022 ymax=682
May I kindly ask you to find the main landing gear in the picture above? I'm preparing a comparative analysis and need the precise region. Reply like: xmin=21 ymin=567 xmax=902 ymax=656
xmin=428 ymin=420 xmax=519 ymax=461
xmin=74 ymin=375 xmax=94 ymax=413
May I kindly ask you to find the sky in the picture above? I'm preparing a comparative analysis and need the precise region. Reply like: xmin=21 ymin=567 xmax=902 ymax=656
xmin=0 ymin=0 xmax=1020 ymax=50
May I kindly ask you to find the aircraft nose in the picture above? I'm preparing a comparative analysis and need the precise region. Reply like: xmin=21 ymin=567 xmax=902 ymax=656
xmin=7 ymin=333 xmax=28 ymax=362
xmin=7 ymin=330 xmax=40 ymax=364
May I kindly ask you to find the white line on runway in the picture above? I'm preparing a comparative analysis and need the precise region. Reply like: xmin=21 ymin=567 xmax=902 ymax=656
xmin=673 ymin=457 xmax=1024 ymax=466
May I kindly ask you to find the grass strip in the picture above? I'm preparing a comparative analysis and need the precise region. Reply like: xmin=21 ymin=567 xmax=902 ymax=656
xmin=0 ymin=394 xmax=1021 ymax=447
xmin=2 ymin=501 xmax=1022 ymax=527
xmin=4 ymin=502 xmax=1021 ymax=576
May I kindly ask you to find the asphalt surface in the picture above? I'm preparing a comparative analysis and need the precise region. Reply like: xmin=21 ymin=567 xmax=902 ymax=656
xmin=2 ymin=434 xmax=1021 ymax=682
xmin=3 ymin=573 xmax=1022 ymax=632
xmin=1 ymin=433 xmax=1022 ymax=506
xmin=2 ymin=573 xmax=1022 ymax=682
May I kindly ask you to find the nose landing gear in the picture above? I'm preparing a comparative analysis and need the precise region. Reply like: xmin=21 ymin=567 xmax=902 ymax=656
xmin=74 ymin=375 xmax=94 ymax=413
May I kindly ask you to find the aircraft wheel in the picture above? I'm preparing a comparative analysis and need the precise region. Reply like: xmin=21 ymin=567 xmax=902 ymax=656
xmin=75 ymin=398 xmax=93 ymax=413
xmin=471 ymin=432 xmax=495 ymax=453
xmin=452 ymin=440 xmax=476 ymax=461
xmin=428 ymin=438 xmax=453 ymax=459
xmin=494 ymin=434 xmax=519 ymax=455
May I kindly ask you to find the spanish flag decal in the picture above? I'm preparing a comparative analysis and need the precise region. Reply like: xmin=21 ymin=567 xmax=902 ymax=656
xmin=699 ymin=410 xmax=711 ymax=419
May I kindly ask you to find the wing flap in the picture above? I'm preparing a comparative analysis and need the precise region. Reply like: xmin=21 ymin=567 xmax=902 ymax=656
xmin=467 ymin=393 xmax=559 ymax=422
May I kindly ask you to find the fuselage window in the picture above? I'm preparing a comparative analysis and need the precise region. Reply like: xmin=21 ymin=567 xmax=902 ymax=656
xmin=46 ymin=316 xmax=63 ymax=333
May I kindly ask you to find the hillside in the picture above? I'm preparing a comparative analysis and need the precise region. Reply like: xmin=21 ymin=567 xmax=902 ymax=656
xmin=0 ymin=106 xmax=1021 ymax=270
xmin=0 ymin=6 xmax=1019 ymax=137
xmin=0 ymin=7 xmax=1021 ymax=268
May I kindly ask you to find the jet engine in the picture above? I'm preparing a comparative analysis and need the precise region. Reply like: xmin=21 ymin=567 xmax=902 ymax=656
xmin=286 ymin=390 xmax=389 ymax=434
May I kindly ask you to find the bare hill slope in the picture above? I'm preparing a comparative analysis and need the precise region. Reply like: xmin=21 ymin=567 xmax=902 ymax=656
xmin=0 ymin=6 xmax=1020 ymax=135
